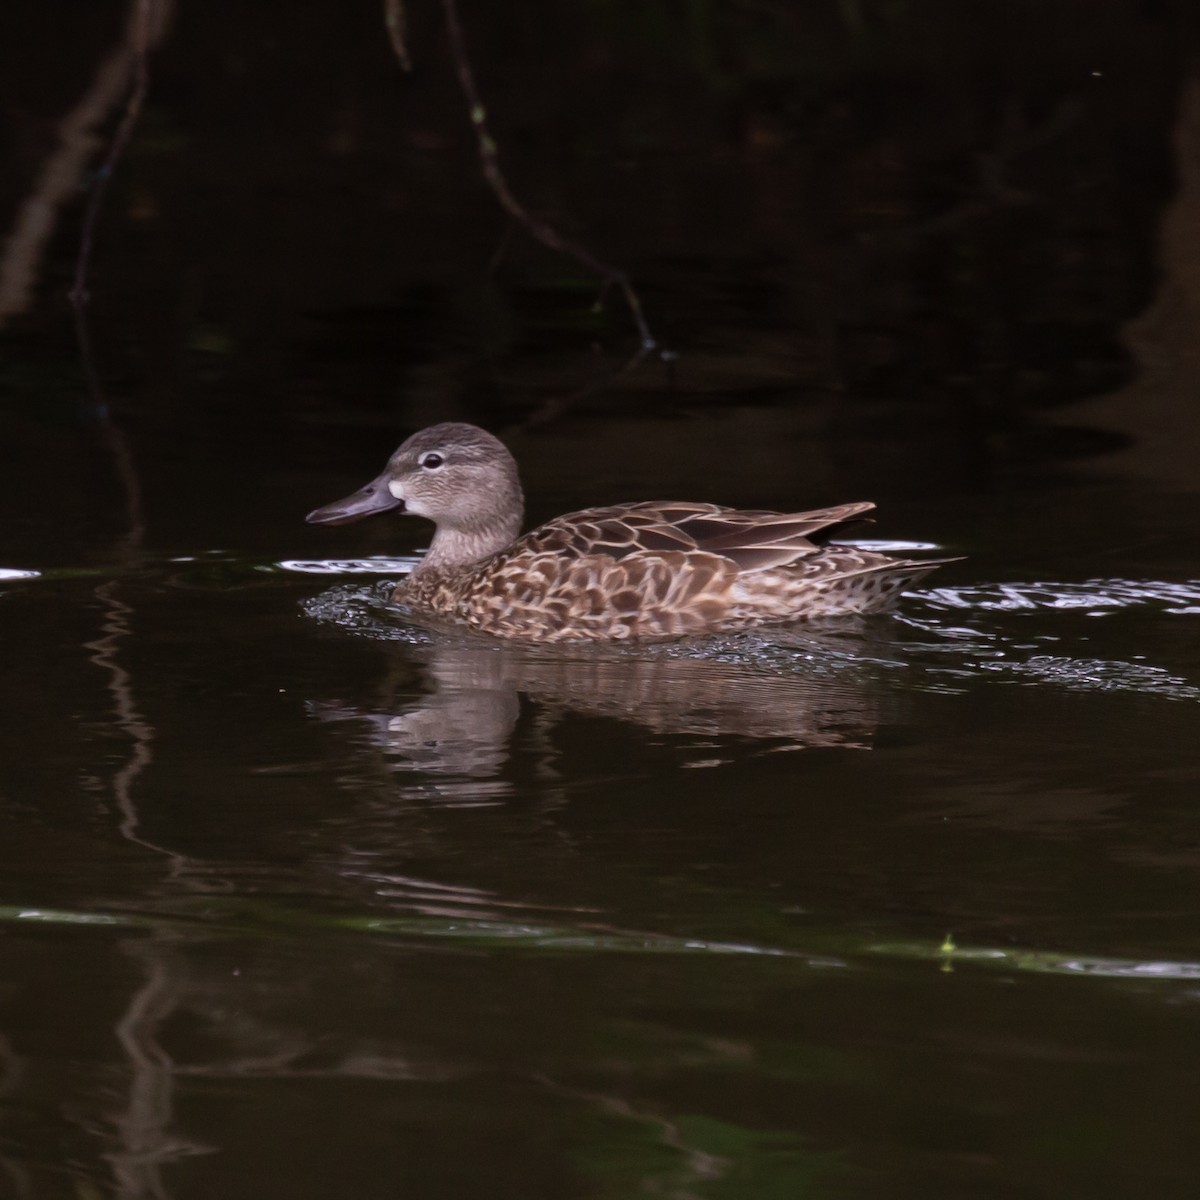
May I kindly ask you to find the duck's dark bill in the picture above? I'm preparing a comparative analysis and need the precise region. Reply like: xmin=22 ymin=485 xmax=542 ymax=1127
xmin=306 ymin=475 xmax=404 ymax=526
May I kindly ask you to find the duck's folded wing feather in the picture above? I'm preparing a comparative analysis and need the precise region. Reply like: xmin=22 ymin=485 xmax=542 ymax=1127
xmin=674 ymin=502 xmax=876 ymax=571
xmin=522 ymin=500 xmax=876 ymax=571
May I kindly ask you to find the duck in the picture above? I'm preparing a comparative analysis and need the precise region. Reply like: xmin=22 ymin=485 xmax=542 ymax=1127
xmin=305 ymin=422 xmax=956 ymax=642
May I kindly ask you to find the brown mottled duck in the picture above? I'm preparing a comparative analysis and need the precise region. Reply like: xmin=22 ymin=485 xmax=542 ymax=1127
xmin=306 ymin=423 xmax=956 ymax=641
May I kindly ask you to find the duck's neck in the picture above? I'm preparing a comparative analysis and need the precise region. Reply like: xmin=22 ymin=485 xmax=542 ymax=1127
xmin=415 ymin=516 xmax=522 ymax=574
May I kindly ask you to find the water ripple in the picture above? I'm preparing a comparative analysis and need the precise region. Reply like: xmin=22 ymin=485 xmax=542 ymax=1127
xmin=278 ymin=556 xmax=418 ymax=575
xmin=302 ymin=581 xmax=426 ymax=642
xmin=977 ymin=654 xmax=1200 ymax=701
xmin=918 ymin=578 xmax=1200 ymax=615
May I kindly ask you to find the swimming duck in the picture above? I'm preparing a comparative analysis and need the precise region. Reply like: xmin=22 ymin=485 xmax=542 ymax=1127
xmin=306 ymin=422 xmax=955 ymax=641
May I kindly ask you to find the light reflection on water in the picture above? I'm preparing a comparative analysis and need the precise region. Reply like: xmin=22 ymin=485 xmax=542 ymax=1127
xmin=900 ymin=579 xmax=1200 ymax=700
xmin=276 ymin=556 xmax=419 ymax=575
xmin=920 ymin=578 xmax=1200 ymax=615
xmin=8 ymin=904 xmax=1200 ymax=982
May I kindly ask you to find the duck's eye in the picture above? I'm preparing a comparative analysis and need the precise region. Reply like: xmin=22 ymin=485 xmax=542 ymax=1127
xmin=419 ymin=452 xmax=444 ymax=470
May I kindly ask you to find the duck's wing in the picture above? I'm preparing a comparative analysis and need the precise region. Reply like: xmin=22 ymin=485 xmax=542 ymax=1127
xmin=520 ymin=500 xmax=876 ymax=573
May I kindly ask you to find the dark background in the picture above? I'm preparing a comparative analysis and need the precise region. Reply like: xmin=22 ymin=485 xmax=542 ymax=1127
xmin=3 ymin=0 xmax=1197 ymax=521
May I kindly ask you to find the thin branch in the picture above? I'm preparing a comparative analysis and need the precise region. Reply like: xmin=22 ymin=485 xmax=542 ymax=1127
xmin=433 ymin=0 xmax=662 ymax=353
xmin=383 ymin=0 xmax=412 ymax=71
xmin=70 ymin=0 xmax=172 ymax=309
xmin=0 ymin=4 xmax=162 ymax=323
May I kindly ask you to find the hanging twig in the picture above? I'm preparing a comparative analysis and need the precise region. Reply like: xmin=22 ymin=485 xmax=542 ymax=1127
xmin=428 ymin=0 xmax=662 ymax=353
xmin=0 ymin=0 xmax=171 ymax=323
xmin=70 ymin=0 xmax=172 ymax=309
xmin=383 ymin=0 xmax=412 ymax=71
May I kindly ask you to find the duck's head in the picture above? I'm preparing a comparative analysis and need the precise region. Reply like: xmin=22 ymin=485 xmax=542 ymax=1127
xmin=306 ymin=423 xmax=525 ymax=568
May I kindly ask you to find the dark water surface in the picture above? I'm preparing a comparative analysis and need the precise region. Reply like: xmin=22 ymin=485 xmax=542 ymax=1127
xmin=3 ymin=3 xmax=1200 ymax=1197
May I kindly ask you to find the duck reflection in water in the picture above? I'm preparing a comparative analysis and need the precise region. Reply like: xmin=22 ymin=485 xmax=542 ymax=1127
xmin=306 ymin=618 xmax=904 ymax=793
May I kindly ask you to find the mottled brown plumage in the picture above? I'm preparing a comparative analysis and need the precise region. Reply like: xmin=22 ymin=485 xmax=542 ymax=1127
xmin=306 ymin=422 xmax=957 ymax=641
